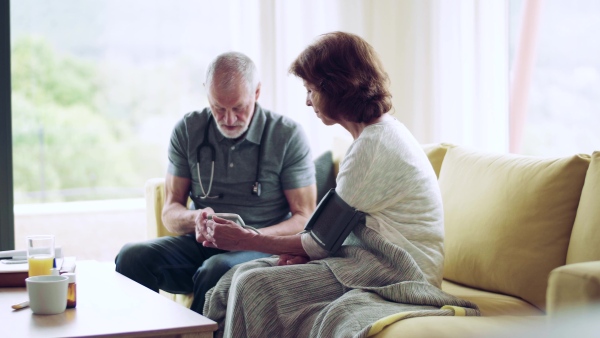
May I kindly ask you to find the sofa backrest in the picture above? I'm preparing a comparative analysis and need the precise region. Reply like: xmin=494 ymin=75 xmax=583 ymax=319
xmin=566 ymin=151 xmax=600 ymax=264
xmin=314 ymin=151 xmax=337 ymax=203
xmin=437 ymin=146 xmax=590 ymax=311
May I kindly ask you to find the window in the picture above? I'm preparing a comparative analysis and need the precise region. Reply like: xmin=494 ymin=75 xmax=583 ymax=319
xmin=509 ymin=0 xmax=600 ymax=156
xmin=11 ymin=0 xmax=235 ymax=204
xmin=4 ymin=1 xmax=532 ymax=257
xmin=8 ymin=0 xmax=340 ymax=260
xmin=9 ymin=0 xmax=263 ymax=260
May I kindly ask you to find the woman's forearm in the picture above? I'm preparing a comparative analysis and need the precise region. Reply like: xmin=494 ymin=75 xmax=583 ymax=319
xmin=245 ymin=233 xmax=307 ymax=256
xmin=301 ymin=233 xmax=329 ymax=260
xmin=243 ymin=230 xmax=329 ymax=259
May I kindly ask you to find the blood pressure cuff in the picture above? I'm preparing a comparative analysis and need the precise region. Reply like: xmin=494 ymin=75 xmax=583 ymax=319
xmin=304 ymin=189 xmax=365 ymax=253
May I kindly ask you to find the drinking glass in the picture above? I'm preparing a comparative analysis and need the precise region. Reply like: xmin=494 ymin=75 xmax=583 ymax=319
xmin=26 ymin=235 xmax=55 ymax=277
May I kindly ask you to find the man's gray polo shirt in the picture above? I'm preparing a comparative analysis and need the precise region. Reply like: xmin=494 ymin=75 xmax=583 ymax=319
xmin=167 ymin=103 xmax=315 ymax=228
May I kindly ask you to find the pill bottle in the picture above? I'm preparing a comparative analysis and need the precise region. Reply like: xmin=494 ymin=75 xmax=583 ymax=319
xmin=63 ymin=273 xmax=77 ymax=308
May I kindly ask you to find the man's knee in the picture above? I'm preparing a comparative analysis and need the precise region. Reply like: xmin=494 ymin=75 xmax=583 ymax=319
xmin=115 ymin=242 xmax=153 ymax=273
xmin=193 ymin=254 xmax=234 ymax=284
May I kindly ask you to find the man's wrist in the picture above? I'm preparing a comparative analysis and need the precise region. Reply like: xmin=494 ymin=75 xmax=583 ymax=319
xmin=242 ymin=225 xmax=261 ymax=234
xmin=243 ymin=231 xmax=262 ymax=251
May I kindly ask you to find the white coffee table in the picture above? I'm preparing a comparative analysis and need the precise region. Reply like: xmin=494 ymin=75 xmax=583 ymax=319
xmin=0 ymin=260 xmax=217 ymax=337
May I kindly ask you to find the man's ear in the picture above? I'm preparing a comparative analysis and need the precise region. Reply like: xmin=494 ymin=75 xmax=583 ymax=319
xmin=255 ymin=82 xmax=261 ymax=101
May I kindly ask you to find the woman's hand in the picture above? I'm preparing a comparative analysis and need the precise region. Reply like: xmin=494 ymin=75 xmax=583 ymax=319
xmin=201 ymin=215 xmax=256 ymax=251
xmin=277 ymin=254 xmax=310 ymax=266
xmin=194 ymin=208 xmax=215 ymax=243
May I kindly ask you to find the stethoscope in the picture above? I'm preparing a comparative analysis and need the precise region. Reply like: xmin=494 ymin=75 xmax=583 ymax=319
xmin=194 ymin=114 xmax=264 ymax=200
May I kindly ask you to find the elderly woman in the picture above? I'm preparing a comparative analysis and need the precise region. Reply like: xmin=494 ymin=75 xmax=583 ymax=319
xmin=200 ymin=31 xmax=478 ymax=338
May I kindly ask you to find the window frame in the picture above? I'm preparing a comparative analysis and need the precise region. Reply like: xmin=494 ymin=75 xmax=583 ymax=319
xmin=1 ymin=0 xmax=15 ymax=251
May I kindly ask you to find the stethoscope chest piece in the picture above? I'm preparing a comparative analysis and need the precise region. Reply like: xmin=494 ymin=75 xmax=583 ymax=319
xmin=252 ymin=182 xmax=262 ymax=196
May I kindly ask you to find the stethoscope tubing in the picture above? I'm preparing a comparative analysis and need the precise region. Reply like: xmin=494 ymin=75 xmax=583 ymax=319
xmin=197 ymin=160 xmax=218 ymax=199
xmin=194 ymin=113 xmax=265 ymax=200
xmin=197 ymin=115 xmax=219 ymax=199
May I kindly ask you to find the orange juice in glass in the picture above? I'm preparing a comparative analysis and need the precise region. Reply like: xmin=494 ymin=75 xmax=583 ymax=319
xmin=28 ymin=255 xmax=55 ymax=276
xmin=26 ymin=235 xmax=55 ymax=277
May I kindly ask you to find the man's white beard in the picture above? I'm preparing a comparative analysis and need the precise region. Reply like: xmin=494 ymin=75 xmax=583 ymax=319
xmin=216 ymin=123 xmax=248 ymax=139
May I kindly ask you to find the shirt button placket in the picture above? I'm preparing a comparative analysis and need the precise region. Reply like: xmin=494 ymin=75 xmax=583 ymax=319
xmin=228 ymin=145 xmax=235 ymax=172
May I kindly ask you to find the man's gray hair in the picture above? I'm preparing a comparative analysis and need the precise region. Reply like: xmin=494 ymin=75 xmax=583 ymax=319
xmin=205 ymin=52 xmax=259 ymax=93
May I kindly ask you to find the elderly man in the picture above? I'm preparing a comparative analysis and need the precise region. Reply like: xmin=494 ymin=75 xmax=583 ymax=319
xmin=115 ymin=51 xmax=316 ymax=314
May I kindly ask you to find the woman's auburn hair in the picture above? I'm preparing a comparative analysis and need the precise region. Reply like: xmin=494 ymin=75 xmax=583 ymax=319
xmin=289 ymin=31 xmax=392 ymax=123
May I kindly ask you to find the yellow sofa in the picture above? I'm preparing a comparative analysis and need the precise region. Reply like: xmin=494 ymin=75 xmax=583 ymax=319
xmin=145 ymin=143 xmax=600 ymax=337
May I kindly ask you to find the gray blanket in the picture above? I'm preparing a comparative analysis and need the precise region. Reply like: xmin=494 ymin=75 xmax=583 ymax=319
xmin=204 ymin=225 xmax=479 ymax=338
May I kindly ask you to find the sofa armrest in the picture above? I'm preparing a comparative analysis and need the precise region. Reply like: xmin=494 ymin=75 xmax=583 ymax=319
xmin=547 ymin=261 xmax=600 ymax=318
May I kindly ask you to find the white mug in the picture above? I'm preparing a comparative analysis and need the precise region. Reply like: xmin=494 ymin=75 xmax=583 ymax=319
xmin=25 ymin=275 xmax=69 ymax=315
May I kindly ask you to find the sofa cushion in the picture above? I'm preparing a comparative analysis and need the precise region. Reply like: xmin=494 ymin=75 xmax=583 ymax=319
xmin=370 ymin=315 xmax=547 ymax=338
xmin=441 ymin=280 xmax=544 ymax=316
xmin=439 ymin=146 xmax=590 ymax=310
xmin=421 ymin=143 xmax=455 ymax=178
xmin=566 ymin=151 xmax=600 ymax=264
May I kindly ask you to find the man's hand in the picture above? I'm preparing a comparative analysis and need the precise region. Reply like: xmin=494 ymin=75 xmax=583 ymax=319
xmin=194 ymin=208 xmax=215 ymax=243
xmin=277 ymin=254 xmax=310 ymax=266
xmin=200 ymin=215 xmax=256 ymax=251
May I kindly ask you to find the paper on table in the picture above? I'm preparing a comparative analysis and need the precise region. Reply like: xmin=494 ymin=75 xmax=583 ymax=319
xmin=0 ymin=261 xmax=28 ymax=273
xmin=0 ymin=247 xmax=63 ymax=260
xmin=0 ymin=253 xmax=75 ymax=287
xmin=0 ymin=256 xmax=76 ymax=274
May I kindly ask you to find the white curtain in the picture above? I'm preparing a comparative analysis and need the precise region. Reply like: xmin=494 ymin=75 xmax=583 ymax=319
xmin=231 ymin=0 xmax=353 ymax=157
xmin=432 ymin=0 xmax=509 ymax=152
xmin=230 ymin=0 xmax=509 ymax=156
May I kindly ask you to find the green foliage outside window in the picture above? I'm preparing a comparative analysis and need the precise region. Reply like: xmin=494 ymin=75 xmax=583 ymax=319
xmin=12 ymin=37 xmax=163 ymax=203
